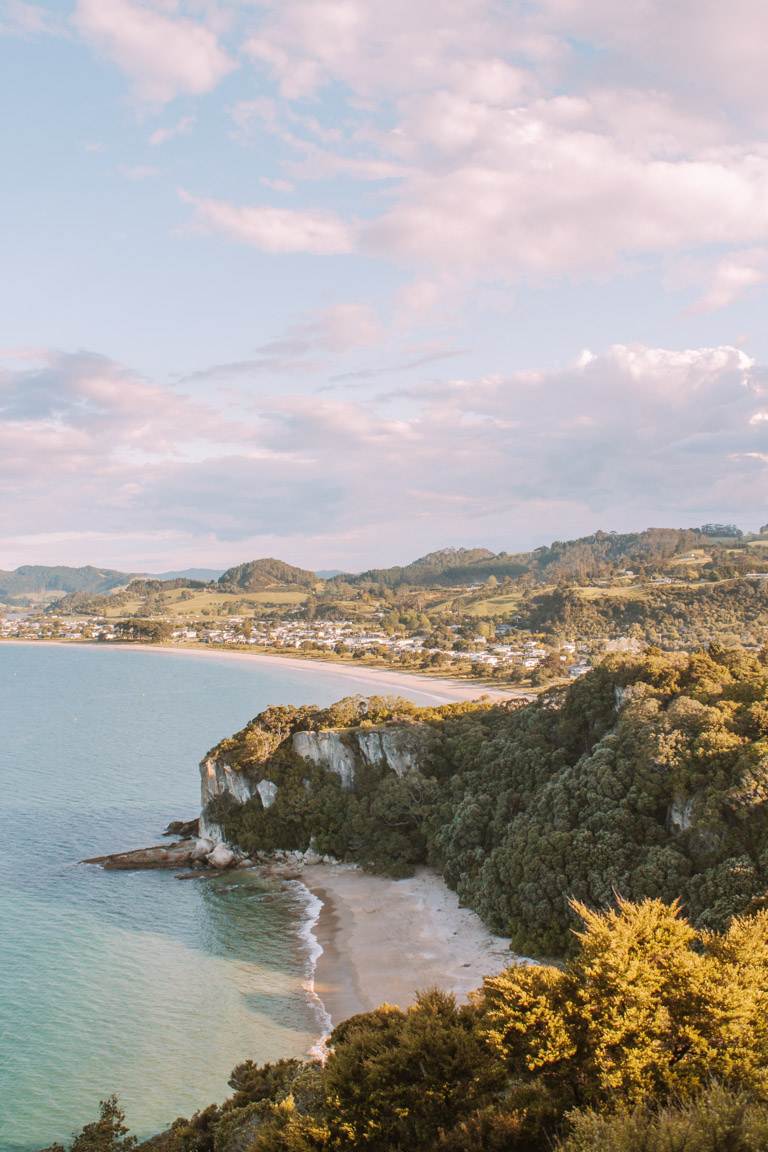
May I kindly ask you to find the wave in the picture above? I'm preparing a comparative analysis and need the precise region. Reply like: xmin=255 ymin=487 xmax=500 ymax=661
xmin=287 ymin=879 xmax=332 ymax=1059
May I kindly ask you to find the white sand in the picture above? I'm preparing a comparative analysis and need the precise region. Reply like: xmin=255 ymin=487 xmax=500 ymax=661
xmin=301 ymin=865 xmax=525 ymax=1027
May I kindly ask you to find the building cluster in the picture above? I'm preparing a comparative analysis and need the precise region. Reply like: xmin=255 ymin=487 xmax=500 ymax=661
xmin=0 ymin=616 xmax=116 ymax=642
xmin=1 ymin=612 xmax=593 ymax=679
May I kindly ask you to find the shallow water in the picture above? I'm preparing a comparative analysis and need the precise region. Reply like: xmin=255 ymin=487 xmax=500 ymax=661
xmin=0 ymin=644 xmax=425 ymax=1150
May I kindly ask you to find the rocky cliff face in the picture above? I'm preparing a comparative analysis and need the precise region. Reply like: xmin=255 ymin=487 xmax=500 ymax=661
xmin=200 ymin=722 xmax=431 ymax=840
xmin=292 ymin=724 xmax=431 ymax=788
xmin=291 ymin=730 xmax=358 ymax=789
xmin=200 ymin=755 xmax=258 ymax=841
xmin=356 ymin=726 xmax=427 ymax=777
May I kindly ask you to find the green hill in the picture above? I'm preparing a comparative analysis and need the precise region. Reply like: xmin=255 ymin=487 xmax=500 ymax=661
xmin=352 ymin=546 xmax=496 ymax=587
xmin=344 ymin=529 xmax=718 ymax=588
xmin=218 ymin=558 xmax=317 ymax=591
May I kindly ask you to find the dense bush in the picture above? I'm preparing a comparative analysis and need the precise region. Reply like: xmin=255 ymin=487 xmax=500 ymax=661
xmin=556 ymin=1084 xmax=768 ymax=1152
xmin=50 ymin=900 xmax=768 ymax=1152
xmin=209 ymin=647 xmax=768 ymax=954
xmin=521 ymin=579 xmax=768 ymax=647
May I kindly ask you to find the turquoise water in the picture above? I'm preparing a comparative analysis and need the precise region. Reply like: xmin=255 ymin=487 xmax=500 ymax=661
xmin=0 ymin=644 xmax=438 ymax=1151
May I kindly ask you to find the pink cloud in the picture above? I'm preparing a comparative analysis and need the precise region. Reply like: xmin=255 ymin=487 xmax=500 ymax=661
xmin=74 ymin=0 xmax=235 ymax=103
xmin=179 ymin=190 xmax=356 ymax=254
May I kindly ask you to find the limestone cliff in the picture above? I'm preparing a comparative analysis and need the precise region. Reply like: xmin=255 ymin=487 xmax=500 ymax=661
xmin=200 ymin=755 xmax=258 ymax=841
xmin=199 ymin=720 xmax=433 ymax=841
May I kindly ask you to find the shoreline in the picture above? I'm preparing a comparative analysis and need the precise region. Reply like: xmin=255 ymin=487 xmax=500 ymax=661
xmin=294 ymin=865 xmax=526 ymax=1032
xmin=1 ymin=639 xmax=523 ymax=703
xmin=6 ymin=638 xmax=527 ymax=1064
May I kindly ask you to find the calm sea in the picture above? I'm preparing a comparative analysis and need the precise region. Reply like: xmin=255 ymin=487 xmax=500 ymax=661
xmin=0 ymin=644 xmax=441 ymax=1151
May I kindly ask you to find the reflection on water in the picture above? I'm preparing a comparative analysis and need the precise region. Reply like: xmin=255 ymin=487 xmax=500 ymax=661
xmin=0 ymin=645 xmax=374 ymax=1150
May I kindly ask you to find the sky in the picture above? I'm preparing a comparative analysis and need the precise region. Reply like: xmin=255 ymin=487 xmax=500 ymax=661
xmin=2 ymin=0 xmax=768 ymax=573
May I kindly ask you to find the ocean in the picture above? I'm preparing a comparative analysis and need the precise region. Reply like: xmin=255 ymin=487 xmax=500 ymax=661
xmin=0 ymin=643 xmax=434 ymax=1150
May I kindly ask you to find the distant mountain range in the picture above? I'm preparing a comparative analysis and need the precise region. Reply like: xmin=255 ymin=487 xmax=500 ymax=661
xmin=1 ymin=524 xmax=764 ymax=606
xmin=0 ymin=565 xmax=130 ymax=600
xmin=0 ymin=565 xmax=225 ymax=601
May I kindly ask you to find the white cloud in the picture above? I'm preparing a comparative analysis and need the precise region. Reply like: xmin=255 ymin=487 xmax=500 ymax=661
xmin=179 ymin=303 xmax=384 ymax=386
xmin=243 ymin=0 xmax=543 ymax=101
xmin=260 ymin=176 xmax=294 ymax=193
xmin=364 ymin=95 xmax=768 ymax=277
xmin=74 ymin=0 xmax=235 ymax=103
xmin=537 ymin=0 xmax=768 ymax=120
xmin=179 ymin=189 xmax=355 ymax=254
xmin=221 ymin=1 xmax=768 ymax=291
xmin=312 ymin=303 xmax=383 ymax=351
xmin=149 ymin=114 xmax=195 ymax=146
xmin=694 ymin=249 xmax=768 ymax=312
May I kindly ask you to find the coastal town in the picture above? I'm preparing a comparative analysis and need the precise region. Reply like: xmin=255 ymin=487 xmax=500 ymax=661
xmin=0 ymin=608 xmax=594 ymax=683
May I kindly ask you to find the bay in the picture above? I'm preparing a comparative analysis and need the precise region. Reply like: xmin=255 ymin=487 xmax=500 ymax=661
xmin=0 ymin=644 xmax=439 ymax=1150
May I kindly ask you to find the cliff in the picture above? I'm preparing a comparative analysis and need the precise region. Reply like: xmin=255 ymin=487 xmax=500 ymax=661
xmin=200 ymin=718 xmax=434 ymax=842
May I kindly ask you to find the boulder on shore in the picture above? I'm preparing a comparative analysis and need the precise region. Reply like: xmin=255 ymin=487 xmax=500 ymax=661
xmin=207 ymin=843 xmax=236 ymax=869
xmin=190 ymin=837 xmax=215 ymax=861
xmin=163 ymin=817 xmax=200 ymax=839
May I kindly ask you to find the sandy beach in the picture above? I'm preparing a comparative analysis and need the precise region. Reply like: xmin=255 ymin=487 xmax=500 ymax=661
xmin=301 ymin=865 xmax=524 ymax=1028
xmin=2 ymin=639 xmax=522 ymax=704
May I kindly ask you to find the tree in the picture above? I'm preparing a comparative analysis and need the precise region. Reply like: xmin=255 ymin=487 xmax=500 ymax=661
xmin=479 ymin=898 xmax=768 ymax=1110
xmin=40 ymin=1097 xmax=137 ymax=1152
xmin=323 ymin=991 xmax=505 ymax=1150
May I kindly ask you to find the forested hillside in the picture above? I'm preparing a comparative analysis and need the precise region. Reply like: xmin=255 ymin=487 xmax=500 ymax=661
xmin=341 ymin=526 xmax=757 ymax=588
xmin=218 ymin=559 xmax=318 ymax=591
xmin=0 ymin=564 xmax=131 ymax=600
xmin=208 ymin=646 xmax=768 ymax=955
xmin=49 ymin=900 xmax=768 ymax=1152
xmin=522 ymin=579 xmax=768 ymax=646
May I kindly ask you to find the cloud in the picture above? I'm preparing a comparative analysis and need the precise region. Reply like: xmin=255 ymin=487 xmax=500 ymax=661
xmin=261 ymin=177 xmax=294 ymax=193
xmin=693 ymin=250 xmax=768 ymax=312
xmin=3 ymin=341 xmax=768 ymax=568
xmin=149 ymin=114 xmax=195 ymax=146
xmin=311 ymin=303 xmax=383 ymax=351
xmin=361 ymin=96 xmax=768 ymax=277
xmin=537 ymin=0 xmax=768 ymax=120
xmin=180 ymin=304 xmax=384 ymax=386
xmin=242 ymin=0 xmax=542 ymax=101
xmin=74 ymin=0 xmax=235 ymax=103
xmin=326 ymin=348 xmax=467 ymax=386
xmin=179 ymin=189 xmax=356 ymax=254
xmin=1 ymin=1 xmax=65 ymax=37
xmin=225 ymin=1 xmax=768 ymax=290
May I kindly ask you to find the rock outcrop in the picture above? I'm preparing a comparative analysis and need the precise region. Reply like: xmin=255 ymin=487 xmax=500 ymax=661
xmin=200 ymin=722 xmax=433 ymax=838
xmin=83 ymin=839 xmax=211 ymax=870
xmin=201 ymin=757 xmax=255 ymax=807
xmin=256 ymin=779 xmax=278 ymax=808
xmin=200 ymin=754 xmax=280 ymax=839
xmin=291 ymin=730 xmax=358 ymax=789
xmin=356 ymin=725 xmax=427 ymax=777
xmin=668 ymin=794 xmax=695 ymax=833
xmin=207 ymin=843 xmax=236 ymax=869
xmin=163 ymin=816 xmax=200 ymax=839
